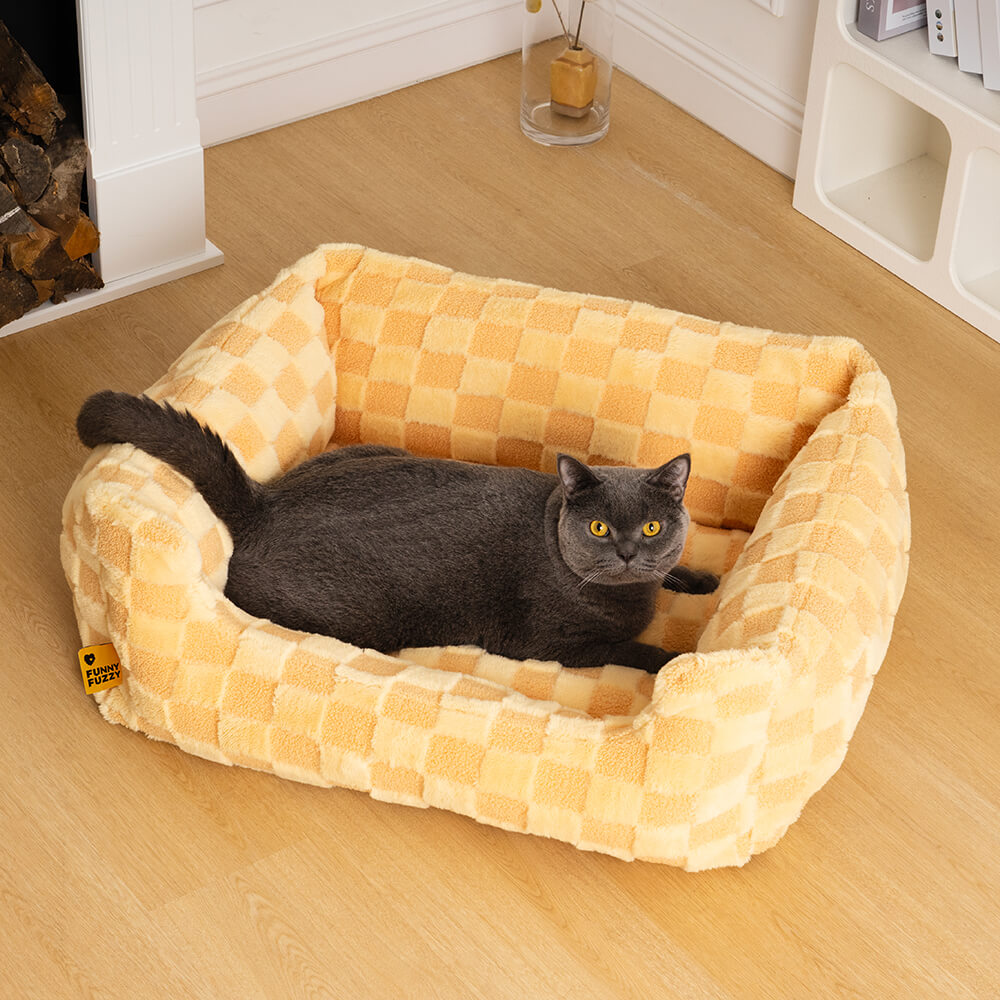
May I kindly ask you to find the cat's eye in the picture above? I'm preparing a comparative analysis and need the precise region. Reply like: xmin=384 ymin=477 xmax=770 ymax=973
xmin=642 ymin=520 xmax=661 ymax=537
xmin=590 ymin=520 xmax=609 ymax=537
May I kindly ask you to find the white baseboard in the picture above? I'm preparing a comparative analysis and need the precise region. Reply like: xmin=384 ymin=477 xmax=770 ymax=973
xmin=614 ymin=1 xmax=804 ymax=178
xmin=195 ymin=0 xmax=523 ymax=146
xmin=0 ymin=241 xmax=224 ymax=339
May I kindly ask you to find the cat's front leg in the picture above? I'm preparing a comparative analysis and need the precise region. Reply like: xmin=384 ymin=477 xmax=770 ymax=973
xmin=606 ymin=640 xmax=680 ymax=673
xmin=662 ymin=566 xmax=719 ymax=594
xmin=562 ymin=640 xmax=679 ymax=673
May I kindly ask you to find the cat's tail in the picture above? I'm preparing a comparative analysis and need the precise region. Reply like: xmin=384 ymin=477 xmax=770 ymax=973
xmin=77 ymin=390 xmax=264 ymax=538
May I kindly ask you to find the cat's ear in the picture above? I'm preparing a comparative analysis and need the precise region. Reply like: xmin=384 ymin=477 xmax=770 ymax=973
xmin=557 ymin=454 xmax=601 ymax=497
xmin=645 ymin=453 xmax=691 ymax=501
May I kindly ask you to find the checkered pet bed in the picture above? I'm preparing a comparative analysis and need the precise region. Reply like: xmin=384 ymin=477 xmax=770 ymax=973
xmin=61 ymin=245 xmax=910 ymax=869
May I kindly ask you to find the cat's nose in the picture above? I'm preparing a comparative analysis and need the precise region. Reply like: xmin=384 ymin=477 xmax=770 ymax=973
xmin=616 ymin=541 xmax=638 ymax=563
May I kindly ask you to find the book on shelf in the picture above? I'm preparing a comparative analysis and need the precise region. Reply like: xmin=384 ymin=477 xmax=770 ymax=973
xmin=857 ymin=0 xmax=928 ymax=40
xmin=980 ymin=0 xmax=1000 ymax=89
xmin=955 ymin=0 xmax=983 ymax=71
xmin=928 ymin=1 xmax=959 ymax=55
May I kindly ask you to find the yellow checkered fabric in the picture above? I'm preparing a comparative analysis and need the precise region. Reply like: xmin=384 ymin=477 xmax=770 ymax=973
xmin=61 ymin=245 xmax=910 ymax=869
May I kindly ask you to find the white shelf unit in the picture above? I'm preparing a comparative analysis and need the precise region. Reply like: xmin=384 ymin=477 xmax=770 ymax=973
xmin=793 ymin=0 xmax=1000 ymax=344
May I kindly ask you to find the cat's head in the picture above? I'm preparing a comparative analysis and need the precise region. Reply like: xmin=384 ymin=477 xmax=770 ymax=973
xmin=555 ymin=453 xmax=691 ymax=586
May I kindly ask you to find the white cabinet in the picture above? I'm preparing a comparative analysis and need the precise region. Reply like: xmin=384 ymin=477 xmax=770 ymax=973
xmin=794 ymin=0 xmax=1000 ymax=343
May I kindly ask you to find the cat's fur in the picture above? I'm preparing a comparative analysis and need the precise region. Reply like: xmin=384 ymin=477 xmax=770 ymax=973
xmin=77 ymin=391 xmax=717 ymax=672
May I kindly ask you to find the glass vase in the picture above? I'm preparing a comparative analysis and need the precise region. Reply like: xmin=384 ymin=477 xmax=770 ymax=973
xmin=520 ymin=0 xmax=616 ymax=147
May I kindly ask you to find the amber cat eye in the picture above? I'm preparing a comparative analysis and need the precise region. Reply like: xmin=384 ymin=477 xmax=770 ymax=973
xmin=642 ymin=520 xmax=661 ymax=537
xmin=590 ymin=520 xmax=609 ymax=537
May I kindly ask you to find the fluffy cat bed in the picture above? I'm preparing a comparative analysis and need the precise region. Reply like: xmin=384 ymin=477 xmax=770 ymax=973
xmin=61 ymin=244 xmax=910 ymax=870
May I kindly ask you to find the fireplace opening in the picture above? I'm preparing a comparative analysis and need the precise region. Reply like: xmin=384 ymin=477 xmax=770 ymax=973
xmin=0 ymin=2 xmax=103 ymax=329
xmin=1 ymin=2 xmax=83 ymax=128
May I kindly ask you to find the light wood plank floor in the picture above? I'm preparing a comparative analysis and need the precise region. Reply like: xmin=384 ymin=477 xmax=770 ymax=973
xmin=2 ymin=55 xmax=998 ymax=998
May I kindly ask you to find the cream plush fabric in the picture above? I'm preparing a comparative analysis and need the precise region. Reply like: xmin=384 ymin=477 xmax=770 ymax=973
xmin=61 ymin=245 xmax=910 ymax=870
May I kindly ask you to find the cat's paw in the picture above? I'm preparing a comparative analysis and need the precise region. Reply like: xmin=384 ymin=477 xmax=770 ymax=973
xmin=662 ymin=567 xmax=719 ymax=595
xmin=625 ymin=643 xmax=680 ymax=673
xmin=641 ymin=649 xmax=683 ymax=674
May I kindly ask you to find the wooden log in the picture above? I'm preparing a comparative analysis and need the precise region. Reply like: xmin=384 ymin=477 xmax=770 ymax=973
xmin=57 ymin=212 xmax=100 ymax=260
xmin=0 ymin=21 xmax=66 ymax=145
xmin=28 ymin=124 xmax=88 ymax=222
xmin=28 ymin=200 xmax=99 ymax=261
xmin=51 ymin=255 xmax=102 ymax=303
xmin=27 ymin=124 xmax=100 ymax=262
xmin=12 ymin=224 xmax=73 ymax=281
xmin=7 ymin=215 xmax=59 ymax=273
xmin=2 ymin=134 xmax=51 ymax=205
xmin=31 ymin=277 xmax=56 ymax=306
xmin=0 ymin=267 xmax=38 ymax=326
xmin=0 ymin=179 xmax=32 ymax=235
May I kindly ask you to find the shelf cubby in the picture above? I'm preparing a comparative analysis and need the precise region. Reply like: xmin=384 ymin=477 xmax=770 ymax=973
xmin=794 ymin=0 xmax=1000 ymax=341
xmin=955 ymin=147 xmax=1000 ymax=312
xmin=821 ymin=63 xmax=950 ymax=261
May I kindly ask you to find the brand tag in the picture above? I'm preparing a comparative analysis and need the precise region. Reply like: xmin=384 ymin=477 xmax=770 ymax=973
xmin=79 ymin=643 xmax=123 ymax=694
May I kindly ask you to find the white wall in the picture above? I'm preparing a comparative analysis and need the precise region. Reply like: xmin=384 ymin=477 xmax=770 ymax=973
xmin=193 ymin=0 xmax=819 ymax=177
xmin=631 ymin=1 xmax=817 ymax=100
xmin=195 ymin=0 xmax=443 ymax=70
xmin=616 ymin=0 xmax=819 ymax=175
xmin=193 ymin=0 xmax=523 ymax=147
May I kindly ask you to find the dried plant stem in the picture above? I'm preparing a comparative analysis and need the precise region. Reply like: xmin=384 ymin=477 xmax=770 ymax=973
xmin=548 ymin=0 xmax=572 ymax=46
xmin=573 ymin=1 xmax=587 ymax=49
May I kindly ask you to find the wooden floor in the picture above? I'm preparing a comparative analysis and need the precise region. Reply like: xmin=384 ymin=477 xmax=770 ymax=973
xmin=2 ymin=55 xmax=998 ymax=998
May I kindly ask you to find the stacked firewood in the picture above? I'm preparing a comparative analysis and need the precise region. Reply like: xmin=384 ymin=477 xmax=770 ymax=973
xmin=0 ymin=19 xmax=102 ymax=327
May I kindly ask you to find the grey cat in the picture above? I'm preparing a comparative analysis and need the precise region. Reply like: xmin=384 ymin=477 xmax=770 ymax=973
xmin=76 ymin=391 xmax=717 ymax=672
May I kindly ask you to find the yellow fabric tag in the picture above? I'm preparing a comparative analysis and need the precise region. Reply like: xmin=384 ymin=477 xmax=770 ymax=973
xmin=79 ymin=643 xmax=123 ymax=694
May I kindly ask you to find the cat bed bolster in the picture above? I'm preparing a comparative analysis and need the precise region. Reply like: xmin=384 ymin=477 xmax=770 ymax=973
xmin=61 ymin=245 xmax=910 ymax=870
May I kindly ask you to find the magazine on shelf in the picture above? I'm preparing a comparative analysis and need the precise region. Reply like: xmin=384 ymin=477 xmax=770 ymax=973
xmin=955 ymin=0 xmax=984 ymax=72
xmin=857 ymin=0 xmax=928 ymax=40
xmin=980 ymin=0 xmax=1000 ymax=89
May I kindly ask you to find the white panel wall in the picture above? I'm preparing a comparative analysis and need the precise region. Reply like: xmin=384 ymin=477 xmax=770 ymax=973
xmin=194 ymin=0 xmax=443 ymax=70
xmin=194 ymin=0 xmax=523 ymax=146
xmin=193 ymin=0 xmax=820 ymax=177
xmin=629 ymin=0 xmax=817 ymax=100
xmin=615 ymin=0 xmax=819 ymax=176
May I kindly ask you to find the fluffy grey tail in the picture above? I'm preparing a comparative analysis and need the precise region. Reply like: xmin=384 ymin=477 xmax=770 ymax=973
xmin=77 ymin=390 xmax=263 ymax=538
